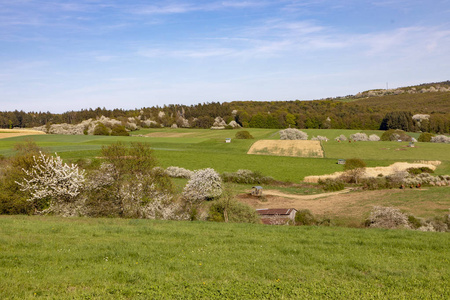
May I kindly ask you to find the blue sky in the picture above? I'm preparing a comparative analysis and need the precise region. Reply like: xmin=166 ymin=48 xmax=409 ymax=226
xmin=1 ymin=0 xmax=449 ymax=113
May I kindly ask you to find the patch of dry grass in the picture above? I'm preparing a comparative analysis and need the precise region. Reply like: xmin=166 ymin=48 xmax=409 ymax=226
xmin=0 ymin=129 xmax=46 ymax=139
xmin=247 ymin=140 xmax=324 ymax=157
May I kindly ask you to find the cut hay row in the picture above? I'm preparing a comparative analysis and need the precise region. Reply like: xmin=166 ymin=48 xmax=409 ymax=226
xmin=247 ymin=140 xmax=324 ymax=158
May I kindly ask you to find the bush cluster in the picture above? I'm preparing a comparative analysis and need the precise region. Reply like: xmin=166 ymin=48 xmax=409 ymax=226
xmin=294 ymin=209 xmax=317 ymax=225
xmin=182 ymin=168 xmax=223 ymax=202
xmin=343 ymin=158 xmax=366 ymax=171
xmin=380 ymin=129 xmax=412 ymax=141
xmin=166 ymin=166 xmax=194 ymax=179
xmin=418 ymin=132 xmax=435 ymax=142
xmin=406 ymin=167 xmax=434 ymax=175
xmin=208 ymin=199 xmax=259 ymax=224
xmin=349 ymin=133 xmax=369 ymax=141
xmin=279 ymin=128 xmax=308 ymax=140
xmin=222 ymin=169 xmax=273 ymax=185
xmin=334 ymin=134 xmax=347 ymax=142
xmin=235 ymin=131 xmax=253 ymax=139
xmin=366 ymin=206 xmax=450 ymax=232
xmin=311 ymin=135 xmax=328 ymax=141
xmin=366 ymin=206 xmax=411 ymax=229
xmin=431 ymin=135 xmax=450 ymax=143
xmin=319 ymin=179 xmax=345 ymax=192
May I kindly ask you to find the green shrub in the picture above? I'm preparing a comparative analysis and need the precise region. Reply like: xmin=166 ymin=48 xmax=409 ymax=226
xmin=359 ymin=177 xmax=398 ymax=190
xmin=319 ymin=179 xmax=345 ymax=192
xmin=235 ymin=130 xmax=253 ymax=139
xmin=344 ymin=158 xmax=366 ymax=171
xmin=0 ymin=141 xmax=44 ymax=215
xmin=111 ymin=125 xmax=129 ymax=136
xmin=208 ymin=199 xmax=259 ymax=224
xmin=380 ymin=129 xmax=412 ymax=141
xmin=406 ymin=167 xmax=434 ymax=175
xmin=408 ymin=215 xmax=423 ymax=229
xmin=93 ymin=123 xmax=110 ymax=136
xmin=295 ymin=209 xmax=317 ymax=226
xmin=418 ymin=132 xmax=435 ymax=142
xmin=222 ymin=169 xmax=273 ymax=184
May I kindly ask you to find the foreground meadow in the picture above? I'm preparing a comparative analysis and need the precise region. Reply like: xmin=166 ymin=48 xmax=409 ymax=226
xmin=1 ymin=216 xmax=449 ymax=299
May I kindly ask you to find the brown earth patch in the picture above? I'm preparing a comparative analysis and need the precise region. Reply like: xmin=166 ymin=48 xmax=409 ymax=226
xmin=144 ymin=132 xmax=194 ymax=138
xmin=247 ymin=140 xmax=324 ymax=158
xmin=0 ymin=129 xmax=46 ymax=139
xmin=238 ymin=187 xmax=450 ymax=223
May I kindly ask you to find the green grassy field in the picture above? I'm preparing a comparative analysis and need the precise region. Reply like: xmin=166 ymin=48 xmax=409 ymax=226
xmin=1 ymin=128 xmax=449 ymax=181
xmin=1 ymin=215 xmax=449 ymax=299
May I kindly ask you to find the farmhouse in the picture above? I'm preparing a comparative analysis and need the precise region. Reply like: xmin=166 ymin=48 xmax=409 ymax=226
xmin=256 ymin=208 xmax=297 ymax=225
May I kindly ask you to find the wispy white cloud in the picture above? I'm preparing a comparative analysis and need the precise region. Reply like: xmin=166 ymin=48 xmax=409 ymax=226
xmin=130 ymin=0 xmax=270 ymax=15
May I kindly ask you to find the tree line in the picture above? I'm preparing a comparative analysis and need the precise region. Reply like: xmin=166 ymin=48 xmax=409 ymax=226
xmin=1 ymin=91 xmax=449 ymax=133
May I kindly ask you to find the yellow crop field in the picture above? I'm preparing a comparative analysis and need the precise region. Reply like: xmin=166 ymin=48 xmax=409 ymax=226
xmin=247 ymin=140 xmax=324 ymax=158
xmin=0 ymin=129 xmax=46 ymax=139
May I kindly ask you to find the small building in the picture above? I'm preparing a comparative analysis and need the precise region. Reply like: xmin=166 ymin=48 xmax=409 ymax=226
xmin=251 ymin=186 xmax=263 ymax=196
xmin=256 ymin=208 xmax=297 ymax=225
xmin=337 ymin=159 xmax=346 ymax=165
xmin=225 ymin=138 xmax=231 ymax=143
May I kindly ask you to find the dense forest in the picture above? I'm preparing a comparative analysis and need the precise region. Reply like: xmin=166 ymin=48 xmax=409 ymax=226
xmin=1 ymin=82 xmax=449 ymax=133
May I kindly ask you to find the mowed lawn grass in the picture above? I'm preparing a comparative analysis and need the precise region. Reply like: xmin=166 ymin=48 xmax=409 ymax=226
xmin=1 ymin=216 xmax=449 ymax=299
xmin=0 ymin=128 xmax=449 ymax=180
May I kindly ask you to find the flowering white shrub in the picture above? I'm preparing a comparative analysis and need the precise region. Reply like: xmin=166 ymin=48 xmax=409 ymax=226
xmin=213 ymin=117 xmax=227 ymax=127
xmin=334 ymin=134 xmax=347 ymax=141
xmin=368 ymin=134 xmax=380 ymax=141
xmin=431 ymin=135 xmax=450 ymax=144
xmin=349 ymin=133 xmax=369 ymax=141
xmin=367 ymin=206 xmax=410 ymax=229
xmin=141 ymin=194 xmax=189 ymax=220
xmin=222 ymin=169 xmax=273 ymax=184
xmin=311 ymin=135 xmax=329 ymax=141
xmin=17 ymin=152 xmax=85 ymax=203
xmin=279 ymin=128 xmax=308 ymax=140
xmin=417 ymin=223 xmax=436 ymax=232
xmin=125 ymin=122 xmax=138 ymax=131
xmin=228 ymin=120 xmax=241 ymax=128
xmin=176 ymin=116 xmax=190 ymax=128
xmin=166 ymin=166 xmax=194 ymax=179
xmin=142 ymin=119 xmax=159 ymax=127
xmin=182 ymin=168 xmax=222 ymax=202
xmin=85 ymin=163 xmax=116 ymax=190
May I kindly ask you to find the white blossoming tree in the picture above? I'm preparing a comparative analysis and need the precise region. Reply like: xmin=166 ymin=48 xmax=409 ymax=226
xmin=279 ymin=128 xmax=308 ymax=140
xmin=182 ymin=168 xmax=223 ymax=202
xmin=349 ymin=133 xmax=369 ymax=141
xmin=16 ymin=151 xmax=85 ymax=213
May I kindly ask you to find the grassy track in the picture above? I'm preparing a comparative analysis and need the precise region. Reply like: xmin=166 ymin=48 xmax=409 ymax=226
xmin=1 ymin=216 xmax=449 ymax=299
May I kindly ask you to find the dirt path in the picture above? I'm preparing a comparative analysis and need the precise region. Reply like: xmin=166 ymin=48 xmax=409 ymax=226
xmin=262 ymin=189 xmax=351 ymax=200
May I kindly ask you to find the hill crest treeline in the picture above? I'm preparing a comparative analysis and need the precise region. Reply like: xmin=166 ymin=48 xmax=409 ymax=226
xmin=1 ymin=83 xmax=449 ymax=134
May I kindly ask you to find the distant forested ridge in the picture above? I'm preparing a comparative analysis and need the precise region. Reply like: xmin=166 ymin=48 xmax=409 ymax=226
xmin=1 ymin=82 xmax=449 ymax=133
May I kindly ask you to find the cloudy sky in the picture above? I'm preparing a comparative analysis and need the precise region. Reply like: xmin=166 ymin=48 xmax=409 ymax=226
xmin=1 ymin=0 xmax=449 ymax=113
